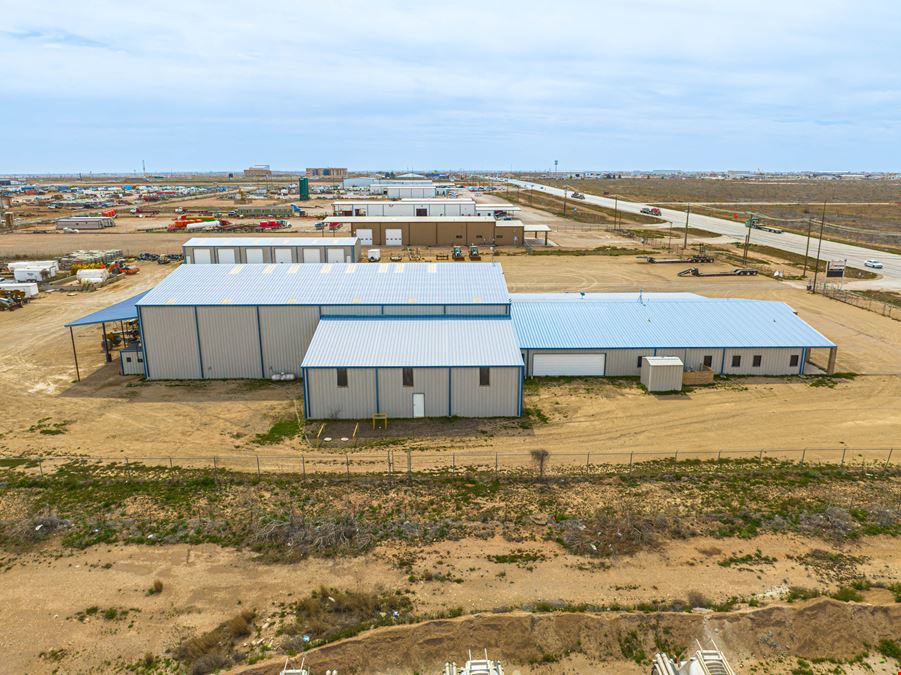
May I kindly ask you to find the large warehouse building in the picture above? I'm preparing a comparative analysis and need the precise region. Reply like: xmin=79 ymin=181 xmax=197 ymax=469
xmin=68 ymin=265 xmax=837 ymax=420
xmin=182 ymin=237 xmax=359 ymax=264
xmin=135 ymin=262 xmax=511 ymax=383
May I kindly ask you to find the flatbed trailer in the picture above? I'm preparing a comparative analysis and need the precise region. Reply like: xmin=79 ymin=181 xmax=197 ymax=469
xmin=678 ymin=267 xmax=758 ymax=277
xmin=645 ymin=255 xmax=714 ymax=264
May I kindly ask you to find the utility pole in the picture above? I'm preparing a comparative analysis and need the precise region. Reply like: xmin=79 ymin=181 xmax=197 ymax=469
xmin=811 ymin=201 xmax=827 ymax=293
xmin=561 ymin=187 xmax=568 ymax=216
xmin=613 ymin=196 xmax=619 ymax=231
xmin=742 ymin=213 xmax=753 ymax=263
xmin=683 ymin=204 xmax=691 ymax=250
xmin=802 ymin=216 xmax=813 ymax=276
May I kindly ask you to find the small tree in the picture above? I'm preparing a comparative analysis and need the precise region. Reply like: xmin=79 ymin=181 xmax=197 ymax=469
xmin=531 ymin=449 xmax=550 ymax=480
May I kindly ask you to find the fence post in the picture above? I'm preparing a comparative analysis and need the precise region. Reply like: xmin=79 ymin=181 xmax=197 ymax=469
xmin=256 ymin=455 xmax=261 ymax=476
xmin=38 ymin=460 xmax=44 ymax=479
xmin=758 ymin=449 xmax=763 ymax=462
xmin=716 ymin=449 xmax=721 ymax=462
xmin=629 ymin=451 xmax=633 ymax=469
xmin=345 ymin=454 xmax=350 ymax=478
xmin=125 ymin=457 xmax=130 ymax=479
xmin=586 ymin=452 xmax=590 ymax=468
xmin=169 ymin=457 xmax=173 ymax=469
xmin=800 ymin=448 xmax=806 ymax=465
xmin=841 ymin=447 xmax=847 ymax=466
xmin=452 ymin=453 xmax=456 ymax=471
xmin=213 ymin=456 xmax=218 ymax=470
xmin=495 ymin=453 xmax=499 ymax=480
xmin=674 ymin=450 xmax=679 ymax=462
xmin=406 ymin=449 xmax=412 ymax=480
xmin=301 ymin=454 xmax=306 ymax=479
xmin=886 ymin=448 xmax=893 ymax=467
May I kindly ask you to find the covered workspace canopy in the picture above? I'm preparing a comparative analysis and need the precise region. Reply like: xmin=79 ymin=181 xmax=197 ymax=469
xmin=64 ymin=290 xmax=149 ymax=380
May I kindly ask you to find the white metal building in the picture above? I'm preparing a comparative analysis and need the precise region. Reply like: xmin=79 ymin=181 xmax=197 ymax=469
xmin=333 ymin=199 xmax=478 ymax=217
xmin=56 ymin=216 xmax=115 ymax=230
xmin=511 ymin=294 xmax=837 ymax=377
xmin=136 ymin=262 xmax=511 ymax=381
xmin=301 ymin=318 xmax=523 ymax=419
xmin=182 ymin=237 xmax=359 ymax=264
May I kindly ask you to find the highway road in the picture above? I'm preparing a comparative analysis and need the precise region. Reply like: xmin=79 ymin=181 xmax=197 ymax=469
xmin=504 ymin=178 xmax=901 ymax=289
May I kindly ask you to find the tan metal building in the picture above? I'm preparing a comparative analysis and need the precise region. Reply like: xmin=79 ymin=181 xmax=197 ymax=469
xmin=182 ymin=237 xmax=359 ymax=264
xmin=322 ymin=216 xmax=524 ymax=247
xmin=307 ymin=168 xmax=348 ymax=178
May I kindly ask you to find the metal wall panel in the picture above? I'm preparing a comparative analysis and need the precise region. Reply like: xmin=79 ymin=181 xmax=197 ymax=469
xmin=259 ymin=306 xmax=319 ymax=376
xmin=196 ymin=307 xmax=261 ymax=378
xmin=524 ymin=349 xmax=652 ymax=376
xmin=141 ymin=307 xmax=201 ymax=379
xmin=443 ymin=305 xmax=509 ymax=316
xmin=377 ymin=368 xmax=449 ymax=418
xmin=382 ymin=305 xmax=444 ymax=316
xmin=657 ymin=348 xmax=724 ymax=373
xmin=450 ymin=367 xmax=520 ymax=417
xmin=306 ymin=368 xmax=377 ymax=419
xmin=722 ymin=348 xmax=802 ymax=376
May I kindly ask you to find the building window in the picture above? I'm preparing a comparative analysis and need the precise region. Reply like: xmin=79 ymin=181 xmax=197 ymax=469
xmin=479 ymin=367 xmax=490 ymax=386
xmin=752 ymin=355 xmax=762 ymax=367
xmin=456 ymin=234 xmax=463 ymax=239
xmin=703 ymin=355 xmax=713 ymax=368
xmin=402 ymin=368 xmax=414 ymax=387
xmin=790 ymin=354 xmax=800 ymax=367
xmin=336 ymin=368 xmax=348 ymax=387
xmin=731 ymin=355 xmax=741 ymax=368
xmin=636 ymin=355 xmax=644 ymax=368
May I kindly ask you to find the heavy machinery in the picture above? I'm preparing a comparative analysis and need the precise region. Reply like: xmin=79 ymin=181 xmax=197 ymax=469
xmin=678 ymin=267 xmax=758 ymax=277
xmin=452 ymin=246 xmax=465 ymax=261
xmin=108 ymin=259 xmax=139 ymax=275
xmin=746 ymin=214 xmax=783 ymax=234
xmin=571 ymin=191 xmax=585 ymax=200
xmin=290 ymin=203 xmax=305 ymax=216
xmin=445 ymin=650 xmax=504 ymax=675
xmin=469 ymin=245 xmax=481 ymax=260
xmin=258 ymin=219 xmax=289 ymax=231
xmin=101 ymin=208 xmax=117 ymax=218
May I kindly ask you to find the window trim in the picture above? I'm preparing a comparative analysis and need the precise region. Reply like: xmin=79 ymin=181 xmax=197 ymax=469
xmin=479 ymin=367 xmax=490 ymax=387
xmin=790 ymin=354 xmax=800 ymax=367
xmin=703 ymin=355 xmax=713 ymax=368
xmin=752 ymin=355 xmax=762 ymax=368
xmin=731 ymin=355 xmax=742 ymax=368
xmin=402 ymin=367 xmax=414 ymax=387
xmin=336 ymin=368 xmax=348 ymax=387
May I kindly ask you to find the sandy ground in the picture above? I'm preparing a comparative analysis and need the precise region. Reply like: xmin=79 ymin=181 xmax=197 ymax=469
xmin=0 ymin=254 xmax=899 ymax=466
xmin=1 ymin=534 xmax=898 ymax=673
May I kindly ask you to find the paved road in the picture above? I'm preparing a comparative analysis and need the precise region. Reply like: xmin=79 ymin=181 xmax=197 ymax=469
xmin=504 ymin=178 xmax=901 ymax=289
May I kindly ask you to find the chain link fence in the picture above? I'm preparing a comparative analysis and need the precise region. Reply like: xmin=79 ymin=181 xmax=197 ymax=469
xmin=813 ymin=282 xmax=899 ymax=321
xmin=13 ymin=446 xmax=896 ymax=479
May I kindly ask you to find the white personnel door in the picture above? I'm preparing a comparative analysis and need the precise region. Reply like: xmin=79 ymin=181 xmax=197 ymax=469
xmin=193 ymin=248 xmax=212 ymax=264
xmin=217 ymin=248 xmax=236 ymax=264
xmin=385 ymin=229 xmax=403 ymax=246
xmin=326 ymin=248 xmax=345 ymax=263
xmin=532 ymin=353 xmax=606 ymax=376
xmin=246 ymin=248 xmax=264 ymax=263
xmin=412 ymin=393 xmax=425 ymax=418
xmin=302 ymin=248 xmax=321 ymax=263
xmin=274 ymin=248 xmax=293 ymax=263
xmin=356 ymin=229 xmax=373 ymax=245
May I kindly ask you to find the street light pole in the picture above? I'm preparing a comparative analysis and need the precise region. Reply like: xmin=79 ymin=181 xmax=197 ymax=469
xmin=683 ymin=204 xmax=691 ymax=250
xmin=562 ymin=187 xmax=568 ymax=217
xmin=613 ymin=196 xmax=618 ymax=231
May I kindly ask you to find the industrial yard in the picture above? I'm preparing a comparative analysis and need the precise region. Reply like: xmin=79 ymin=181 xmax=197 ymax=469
xmin=1 ymin=174 xmax=900 ymax=675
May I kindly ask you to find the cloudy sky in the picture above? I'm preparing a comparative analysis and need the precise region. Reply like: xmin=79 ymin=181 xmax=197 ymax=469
xmin=2 ymin=0 xmax=899 ymax=173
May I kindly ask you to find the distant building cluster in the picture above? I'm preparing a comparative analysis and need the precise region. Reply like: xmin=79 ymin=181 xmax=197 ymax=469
xmin=243 ymin=164 xmax=272 ymax=178
xmin=307 ymin=167 xmax=347 ymax=179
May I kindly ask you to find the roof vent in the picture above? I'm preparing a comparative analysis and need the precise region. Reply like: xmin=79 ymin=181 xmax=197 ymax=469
xmin=165 ymin=298 xmax=177 ymax=305
xmin=407 ymin=297 xmax=417 ymax=304
xmin=352 ymin=296 xmax=363 ymax=304
xmin=221 ymin=297 xmax=233 ymax=304
xmin=286 ymin=297 xmax=297 ymax=304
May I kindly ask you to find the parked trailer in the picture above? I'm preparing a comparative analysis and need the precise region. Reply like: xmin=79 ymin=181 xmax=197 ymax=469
xmin=645 ymin=255 xmax=714 ymax=264
xmin=678 ymin=267 xmax=759 ymax=277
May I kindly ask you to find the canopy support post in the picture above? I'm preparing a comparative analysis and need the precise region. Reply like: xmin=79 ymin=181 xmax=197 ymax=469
xmin=70 ymin=327 xmax=81 ymax=382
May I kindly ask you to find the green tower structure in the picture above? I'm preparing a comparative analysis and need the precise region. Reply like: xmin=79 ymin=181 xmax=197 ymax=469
xmin=299 ymin=177 xmax=310 ymax=200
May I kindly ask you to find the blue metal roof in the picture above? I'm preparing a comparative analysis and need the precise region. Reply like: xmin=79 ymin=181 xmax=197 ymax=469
xmin=138 ymin=262 xmax=509 ymax=307
xmin=302 ymin=318 xmax=524 ymax=368
xmin=65 ymin=290 xmax=150 ymax=327
xmin=183 ymin=236 xmax=358 ymax=248
xmin=511 ymin=299 xmax=835 ymax=349
xmin=511 ymin=292 xmax=706 ymax=303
